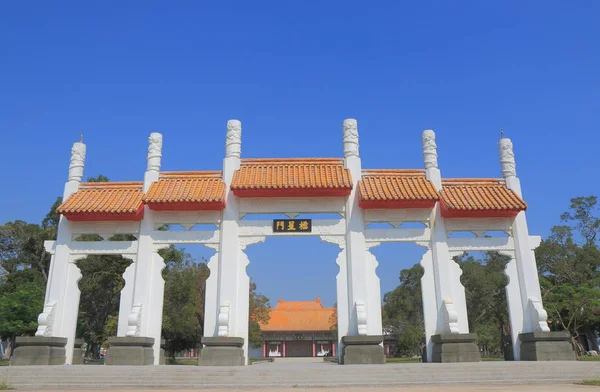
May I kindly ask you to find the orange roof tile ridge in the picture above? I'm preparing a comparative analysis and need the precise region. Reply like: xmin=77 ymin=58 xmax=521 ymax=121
xmin=442 ymin=178 xmax=505 ymax=185
xmin=159 ymin=170 xmax=222 ymax=178
xmin=241 ymin=157 xmax=344 ymax=165
xmin=362 ymin=169 xmax=427 ymax=176
xmin=79 ymin=181 xmax=143 ymax=189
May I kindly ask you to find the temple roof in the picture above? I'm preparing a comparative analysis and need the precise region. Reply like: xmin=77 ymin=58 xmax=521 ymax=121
xmin=57 ymin=182 xmax=145 ymax=221
xmin=231 ymin=158 xmax=353 ymax=198
xmin=440 ymin=178 xmax=527 ymax=218
xmin=56 ymin=160 xmax=527 ymax=221
xmin=144 ymin=171 xmax=226 ymax=211
xmin=259 ymin=298 xmax=335 ymax=332
xmin=358 ymin=169 xmax=439 ymax=209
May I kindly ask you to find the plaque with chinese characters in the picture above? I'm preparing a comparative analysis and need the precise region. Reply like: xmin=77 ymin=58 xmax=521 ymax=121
xmin=272 ymin=219 xmax=312 ymax=233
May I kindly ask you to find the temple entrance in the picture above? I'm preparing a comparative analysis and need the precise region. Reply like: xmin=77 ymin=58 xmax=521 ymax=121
xmin=244 ymin=228 xmax=340 ymax=359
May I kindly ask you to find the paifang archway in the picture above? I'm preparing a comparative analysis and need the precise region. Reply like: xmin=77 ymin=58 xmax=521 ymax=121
xmin=15 ymin=119 xmax=576 ymax=367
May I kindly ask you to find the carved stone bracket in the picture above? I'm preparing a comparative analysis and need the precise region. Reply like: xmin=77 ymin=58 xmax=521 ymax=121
xmin=319 ymin=235 xmax=345 ymax=249
xmin=126 ymin=303 xmax=143 ymax=337
xmin=365 ymin=241 xmax=381 ymax=250
xmin=239 ymin=236 xmax=266 ymax=250
xmin=443 ymin=300 xmax=459 ymax=334
xmin=35 ymin=301 xmax=57 ymax=337
xmin=217 ymin=303 xmax=230 ymax=337
xmin=356 ymin=301 xmax=367 ymax=335
xmin=528 ymin=298 xmax=550 ymax=332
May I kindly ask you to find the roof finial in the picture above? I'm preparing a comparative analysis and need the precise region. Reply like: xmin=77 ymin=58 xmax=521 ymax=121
xmin=500 ymin=128 xmax=505 ymax=139
xmin=80 ymin=132 xmax=84 ymax=143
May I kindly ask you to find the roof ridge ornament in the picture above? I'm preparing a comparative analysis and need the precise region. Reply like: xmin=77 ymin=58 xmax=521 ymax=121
xmin=499 ymin=136 xmax=516 ymax=178
xmin=225 ymin=119 xmax=242 ymax=159
xmin=68 ymin=140 xmax=86 ymax=183
xmin=343 ymin=118 xmax=359 ymax=158
xmin=422 ymin=129 xmax=438 ymax=170
xmin=147 ymin=132 xmax=163 ymax=172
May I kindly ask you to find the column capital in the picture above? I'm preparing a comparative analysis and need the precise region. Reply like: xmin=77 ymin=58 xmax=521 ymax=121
xmin=225 ymin=119 xmax=242 ymax=159
xmin=343 ymin=118 xmax=359 ymax=158
xmin=499 ymin=137 xmax=517 ymax=178
xmin=68 ymin=141 xmax=86 ymax=182
xmin=147 ymin=132 xmax=163 ymax=172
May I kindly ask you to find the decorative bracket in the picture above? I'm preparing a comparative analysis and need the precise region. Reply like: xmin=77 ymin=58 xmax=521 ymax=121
xmin=528 ymin=298 xmax=550 ymax=332
xmin=35 ymin=301 xmax=57 ymax=337
xmin=218 ymin=302 xmax=230 ymax=337
xmin=239 ymin=236 xmax=266 ymax=250
xmin=320 ymin=235 xmax=345 ymax=249
xmin=443 ymin=299 xmax=459 ymax=333
xmin=356 ymin=301 xmax=367 ymax=336
xmin=126 ymin=303 xmax=143 ymax=337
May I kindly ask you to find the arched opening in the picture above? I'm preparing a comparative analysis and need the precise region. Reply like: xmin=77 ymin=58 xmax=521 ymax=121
xmin=243 ymin=214 xmax=341 ymax=360
xmin=159 ymin=243 xmax=214 ymax=365
xmin=457 ymin=251 xmax=511 ymax=360
xmin=371 ymin=242 xmax=428 ymax=362
xmin=75 ymin=254 xmax=132 ymax=362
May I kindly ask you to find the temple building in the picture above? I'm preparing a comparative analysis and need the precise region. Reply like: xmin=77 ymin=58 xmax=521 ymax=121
xmin=259 ymin=298 xmax=337 ymax=358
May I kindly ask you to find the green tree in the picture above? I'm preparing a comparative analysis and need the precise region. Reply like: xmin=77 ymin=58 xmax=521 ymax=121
xmin=160 ymin=246 xmax=208 ymax=358
xmin=249 ymin=280 xmax=270 ymax=348
xmin=0 ymin=282 xmax=45 ymax=358
xmin=382 ymin=264 xmax=425 ymax=357
xmin=536 ymin=196 xmax=600 ymax=354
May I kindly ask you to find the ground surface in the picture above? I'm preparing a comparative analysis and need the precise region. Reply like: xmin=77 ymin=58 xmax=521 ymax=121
xmin=1 ymin=361 xmax=599 ymax=390
xmin=36 ymin=386 xmax=600 ymax=392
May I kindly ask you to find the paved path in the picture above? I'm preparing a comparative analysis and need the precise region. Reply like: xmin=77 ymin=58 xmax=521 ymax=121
xmin=38 ymin=386 xmax=597 ymax=392
xmin=2 ymin=361 xmax=599 ymax=390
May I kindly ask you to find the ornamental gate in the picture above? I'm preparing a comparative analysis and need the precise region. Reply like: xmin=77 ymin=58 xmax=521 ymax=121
xmin=10 ymin=119 xmax=576 ymax=367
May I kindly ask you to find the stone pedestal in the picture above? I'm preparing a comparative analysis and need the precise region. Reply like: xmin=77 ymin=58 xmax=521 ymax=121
xmin=198 ymin=337 xmax=244 ymax=366
xmin=431 ymin=333 xmax=480 ymax=363
xmin=519 ymin=331 xmax=576 ymax=361
xmin=340 ymin=335 xmax=386 ymax=365
xmin=10 ymin=337 xmax=67 ymax=366
xmin=72 ymin=338 xmax=84 ymax=364
xmin=105 ymin=337 xmax=154 ymax=366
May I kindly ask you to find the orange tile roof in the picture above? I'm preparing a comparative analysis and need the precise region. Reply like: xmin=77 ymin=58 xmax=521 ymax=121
xmin=440 ymin=178 xmax=527 ymax=218
xmin=144 ymin=171 xmax=226 ymax=211
xmin=57 ymin=182 xmax=145 ymax=221
xmin=358 ymin=169 xmax=439 ymax=209
xmin=231 ymin=158 xmax=353 ymax=197
xmin=260 ymin=298 xmax=335 ymax=332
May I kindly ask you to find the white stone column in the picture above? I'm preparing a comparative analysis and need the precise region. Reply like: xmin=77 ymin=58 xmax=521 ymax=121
xmin=36 ymin=141 xmax=86 ymax=364
xmin=203 ymin=120 xmax=249 ymax=362
xmin=117 ymin=262 xmax=136 ymax=336
xmin=504 ymin=257 xmax=524 ymax=360
xmin=421 ymin=130 xmax=469 ymax=347
xmin=128 ymin=133 xmax=165 ymax=364
xmin=342 ymin=119 xmax=383 ymax=343
xmin=418 ymin=249 xmax=437 ymax=363
xmin=499 ymin=137 xmax=550 ymax=334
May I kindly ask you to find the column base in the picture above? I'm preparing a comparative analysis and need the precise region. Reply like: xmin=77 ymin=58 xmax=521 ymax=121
xmin=198 ymin=337 xmax=245 ymax=366
xmin=340 ymin=335 xmax=385 ymax=365
xmin=431 ymin=333 xmax=481 ymax=363
xmin=10 ymin=337 xmax=67 ymax=366
xmin=519 ymin=331 xmax=576 ymax=361
xmin=105 ymin=337 xmax=154 ymax=365
xmin=72 ymin=338 xmax=84 ymax=364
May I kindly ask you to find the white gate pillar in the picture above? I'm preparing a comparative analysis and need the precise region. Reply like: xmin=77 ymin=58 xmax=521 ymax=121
xmin=339 ymin=119 xmax=384 ymax=364
xmin=499 ymin=137 xmax=550 ymax=334
xmin=200 ymin=120 xmax=248 ymax=366
xmin=122 ymin=133 xmax=165 ymax=364
xmin=117 ymin=261 xmax=136 ymax=337
xmin=421 ymin=130 xmax=476 ymax=363
xmin=33 ymin=140 xmax=86 ymax=365
xmin=504 ymin=256 xmax=524 ymax=360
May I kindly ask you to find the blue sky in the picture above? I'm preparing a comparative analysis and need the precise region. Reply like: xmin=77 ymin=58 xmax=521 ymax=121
xmin=1 ymin=1 xmax=599 ymax=307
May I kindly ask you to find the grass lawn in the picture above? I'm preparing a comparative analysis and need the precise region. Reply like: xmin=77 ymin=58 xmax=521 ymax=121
xmin=386 ymin=357 xmax=421 ymax=363
xmin=481 ymin=357 xmax=505 ymax=361
xmin=576 ymin=380 xmax=600 ymax=386
xmin=166 ymin=358 xmax=198 ymax=365
xmin=579 ymin=356 xmax=600 ymax=361
xmin=0 ymin=361 xmax=9 ymax=366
